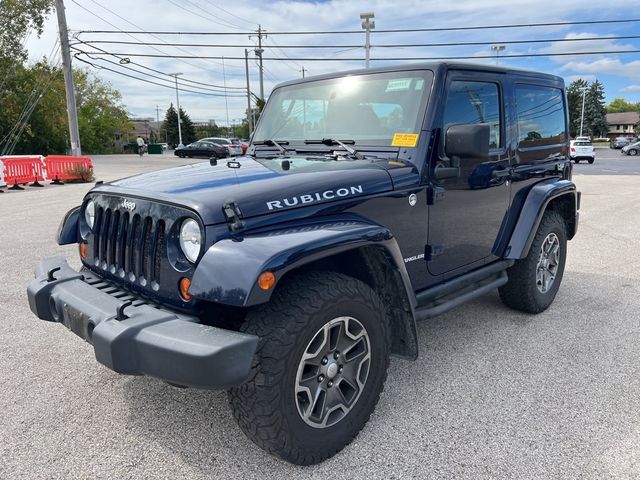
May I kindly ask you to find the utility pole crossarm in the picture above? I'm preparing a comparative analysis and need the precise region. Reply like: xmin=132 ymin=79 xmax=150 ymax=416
xmin=56 ymin=0 xmax=81 ymax=156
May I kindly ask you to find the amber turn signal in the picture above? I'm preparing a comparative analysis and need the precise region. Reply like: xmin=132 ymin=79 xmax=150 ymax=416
xmin=179 ymin=277 xmax=192 ymax=301
xmin=79 ymin=242 xmax=87 ymax=258
xmin=258 ymin=271 xmax=276 ymax=291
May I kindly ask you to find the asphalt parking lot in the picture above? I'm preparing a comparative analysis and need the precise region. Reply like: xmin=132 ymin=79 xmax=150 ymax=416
xmin=1 ymin=150 xmax=640 ymax=479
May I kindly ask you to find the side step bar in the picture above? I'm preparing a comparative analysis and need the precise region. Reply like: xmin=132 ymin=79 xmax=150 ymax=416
xmin=414 ymin=260 xmax=513 ymax=321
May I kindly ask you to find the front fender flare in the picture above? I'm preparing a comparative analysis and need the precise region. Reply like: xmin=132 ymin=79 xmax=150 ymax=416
xmin=56 ymin=206 xmax=81 ymax=245
xmin=189 ymin=217 xmax=416 ymax=310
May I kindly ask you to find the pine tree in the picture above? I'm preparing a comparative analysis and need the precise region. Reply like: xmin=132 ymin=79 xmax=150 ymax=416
xmin=566 ymin=79 xmax=589 ymax=137
xmin=585 ymin=80 xmax=608 ymax=138
xmin=179 ymin=107 xmax=197 ymax=144
xmin=160 ymin=104 xmax=179 ymax=147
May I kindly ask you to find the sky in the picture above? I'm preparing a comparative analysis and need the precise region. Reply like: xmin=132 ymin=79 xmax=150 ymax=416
xmin=25 ymin=0 xmax=640 ymax=126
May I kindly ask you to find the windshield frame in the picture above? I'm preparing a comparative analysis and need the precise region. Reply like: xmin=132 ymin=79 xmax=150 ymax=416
xmin=252 ymin=69 xmax=434 ymax=148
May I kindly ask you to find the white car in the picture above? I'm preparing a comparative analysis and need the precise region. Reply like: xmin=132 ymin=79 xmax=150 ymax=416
xmin=201 ymin=137 xmax=243 ymax=156
xmin=570 ymin=140 xmax=595 ymax=164
xmin=622 ymin=141 xmax=640 ymax=156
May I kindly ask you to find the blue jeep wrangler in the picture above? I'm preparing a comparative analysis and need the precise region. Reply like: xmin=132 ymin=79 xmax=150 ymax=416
xmin=27 ymin=62 xmax=579 ymax=465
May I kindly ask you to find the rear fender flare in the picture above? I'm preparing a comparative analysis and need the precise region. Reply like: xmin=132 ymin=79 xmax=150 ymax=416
xmin=500 ymin=179 xmax=578 ymax=259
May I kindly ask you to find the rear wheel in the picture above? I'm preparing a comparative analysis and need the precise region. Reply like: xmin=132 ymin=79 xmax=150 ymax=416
xmin=228 ymin=271 xmax=390 ymax=465
xmin=499 ymin=210 xmax=567 ymax=313
xmin=588 ymin=158 xmax=595 ymax=164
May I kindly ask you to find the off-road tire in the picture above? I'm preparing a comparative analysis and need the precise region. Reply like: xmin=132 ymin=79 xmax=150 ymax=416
xmin=228 ymin=271 xmax=390 ymax=465
xmin=499 ymin=210 xmax=567 ymax=313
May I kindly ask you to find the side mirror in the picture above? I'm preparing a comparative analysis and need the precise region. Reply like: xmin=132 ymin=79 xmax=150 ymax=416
xmin=445 ymin=123 xmax=490 ymax=160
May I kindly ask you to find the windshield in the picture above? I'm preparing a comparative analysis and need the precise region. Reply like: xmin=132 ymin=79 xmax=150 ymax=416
xmin=253 ymin=70 xmax=433 ymax=146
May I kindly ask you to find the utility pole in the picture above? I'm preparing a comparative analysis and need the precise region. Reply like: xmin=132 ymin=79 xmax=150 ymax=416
xmin=222 ymin=56 xmax=231 ymax=137
xmin=244 ymin=49 xmax=253 ymax=135
xmin=491 ymin=44 xmax=506 ymax=65
xmin=250 ymin=25 xmax=266 ymax=100
xmin=55 ymin=0 xmax=81 ymax=155
xmin=155 ymin=104 xmax=161 ymax=142
xmin=300 ymin=67 xmax=307 ymax=78
xmin=579 ymin=86 xmax=588 ymax=137
xmin=360 ymin=12 xmax=375 ymax=68
xmin=169 ymin=73 xmax=183 ymax=146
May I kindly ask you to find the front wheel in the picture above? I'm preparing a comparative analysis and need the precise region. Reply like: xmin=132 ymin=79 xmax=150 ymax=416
xmin=228 ymin=271 xmax=390 ymax=465
xmin=499 ymin=210 xmax=567 ymax=313
xmin=629 ymin=149 xmax=638 ymax=156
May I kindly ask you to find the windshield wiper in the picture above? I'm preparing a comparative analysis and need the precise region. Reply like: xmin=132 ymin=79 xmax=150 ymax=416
xmin=253 ymin=139 xmax=292 ymax=156
xmin=304 ymin=138 xmax=364 ymax=160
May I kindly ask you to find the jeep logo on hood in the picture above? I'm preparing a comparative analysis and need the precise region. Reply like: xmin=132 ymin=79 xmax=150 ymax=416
xmin=266 ymin=185 xmax=364 ymax=210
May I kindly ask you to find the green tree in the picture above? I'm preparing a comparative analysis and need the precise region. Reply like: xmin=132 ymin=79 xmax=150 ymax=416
xmin=566 ymin=79 xmax=589 ymax=137
xmin=0 ymin=0 xmax=53 ymax=60
xmin=607 ymin=98 xmax=640 ymax=113
xmin=74 ymin=69 xmax=132 ymax=154
xmin=585 ymin=80 xmax=608 ymax=138
xmin=160 ymin=104 xmax=179 ymax=146
xmin=179 ymin=107 xmax=196 ymax=144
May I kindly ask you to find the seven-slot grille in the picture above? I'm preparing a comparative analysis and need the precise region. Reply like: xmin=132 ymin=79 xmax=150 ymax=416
xmin=91 ymin=205 xmax=166 ymax=288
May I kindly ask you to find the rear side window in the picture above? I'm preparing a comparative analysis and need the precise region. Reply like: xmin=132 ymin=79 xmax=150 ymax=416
xmin=442 ymin=80 xmax=502 ymax=149
xmin=515 ymin=85 xmax=566 ymax=148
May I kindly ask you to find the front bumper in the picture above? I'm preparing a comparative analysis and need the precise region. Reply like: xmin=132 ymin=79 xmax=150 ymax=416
xmin=27 ymin=257 xmax=258 ymax=389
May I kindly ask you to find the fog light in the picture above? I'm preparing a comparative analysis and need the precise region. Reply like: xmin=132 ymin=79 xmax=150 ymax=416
xmin=179 ymin=277 xmax=192 ymax=301
xmin=258 ymin=271 xmax=276 ymax=291
xmin=79 ymin=242 xmax=87 ymax=258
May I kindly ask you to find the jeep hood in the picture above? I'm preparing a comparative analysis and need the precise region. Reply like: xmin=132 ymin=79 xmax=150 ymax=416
xmin=92 ymin=156 xmax=407 ymax=225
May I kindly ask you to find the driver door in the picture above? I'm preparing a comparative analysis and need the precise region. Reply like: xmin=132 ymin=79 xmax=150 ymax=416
xmin=427 ymin=72 xmax=511 ymax=277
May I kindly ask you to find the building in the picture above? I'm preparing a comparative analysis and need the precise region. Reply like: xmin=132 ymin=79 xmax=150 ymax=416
xmin=606 ymin=111 xmax=639 ymax=140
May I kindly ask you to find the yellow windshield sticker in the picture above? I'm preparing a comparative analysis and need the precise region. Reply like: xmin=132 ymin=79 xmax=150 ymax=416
xmin=391 ymin=133 xmax=419 ymax=147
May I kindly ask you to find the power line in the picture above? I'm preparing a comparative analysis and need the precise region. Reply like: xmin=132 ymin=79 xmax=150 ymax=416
xmin=165 ymin=0 xmax=246 ymax=31
xmin=75 ymin=49 xmax=640 ymax=61
xmin=76 ymin=17 xmax=640 ymax=36
xmin=74 ymin=50 xmax=247 ymax=94
xmin=71 ymin=39 xmax=246 ymax=90
xmin=74 ymin=55 xmax=247 ymax=97
xmin=76 ymin=34 xmax=640 ymax=49
xmin=71 ymin=0 xmax=244 ymax=75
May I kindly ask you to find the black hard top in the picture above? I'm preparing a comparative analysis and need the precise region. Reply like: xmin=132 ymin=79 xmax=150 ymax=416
xmin=275 ymin=61 xmax=563 ymax=89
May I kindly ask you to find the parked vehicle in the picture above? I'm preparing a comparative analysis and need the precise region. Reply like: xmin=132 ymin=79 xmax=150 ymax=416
xmin=174 ymin=140 xmax=229 ymax=158
xmin=160 ymin=143 xmax=169 ymax=151
xmin=622 ymin=141 xmax=640 ymax=156
xmin=27 ymin=62 xmax=579 ymax=466
xmin=230 ymin=137 xmax=249 ymax=154
xmin=613 ymin=137 xmax=631 ymax=149
xmin=201 ymin=137 xmax=242 ymax=156
xmin=570 ymin=140 xmax=595 ymax=163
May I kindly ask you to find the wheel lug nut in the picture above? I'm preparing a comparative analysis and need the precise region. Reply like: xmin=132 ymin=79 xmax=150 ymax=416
xmin=334 ymin=352 xmax=340 ymax=359
xmin=338 ymin=366 xmax=343 ymax=373
xmin=327 ymin=381 xmax=333 ymax=387
xmin=318 ymin=375 xmax=324 ymax=382
xmin=321 ymin=357 xmax=328 ymax=365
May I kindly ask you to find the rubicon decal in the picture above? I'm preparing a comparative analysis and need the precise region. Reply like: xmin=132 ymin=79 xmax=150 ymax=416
xmin=266 ymin=185 xmax=364 ymax=210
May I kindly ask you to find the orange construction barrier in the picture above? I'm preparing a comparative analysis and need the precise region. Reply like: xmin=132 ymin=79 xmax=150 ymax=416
xmin=43 ymin=155 xmax=93 ymax=184
xmin=0 ymin=155 xmax=45 ymax=189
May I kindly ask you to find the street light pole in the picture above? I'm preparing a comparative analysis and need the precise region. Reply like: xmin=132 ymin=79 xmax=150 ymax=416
xmin=169 ymin=73 xmax=183 ymax=146
xmin=360 ymin=12 xmax=375 ymax=68
xmin=579 ymin=86 xmax=588 ymax=137
xmin=491 ymin=44 xmax=506 ymax=65
xmin=244 ymin=49 xmax=253 ymax=135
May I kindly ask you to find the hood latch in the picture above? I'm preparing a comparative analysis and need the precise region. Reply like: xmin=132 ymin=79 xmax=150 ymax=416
xmin=222 ymin=201 xmax=246 ymax=232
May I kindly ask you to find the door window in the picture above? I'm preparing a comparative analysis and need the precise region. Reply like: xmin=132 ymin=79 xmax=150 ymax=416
xmin=442 ymin=81 xmax=502 ymax=149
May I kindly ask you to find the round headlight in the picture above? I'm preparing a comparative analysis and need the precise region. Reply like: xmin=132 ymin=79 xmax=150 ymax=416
xmin=85 ymin=200 xmax=95 ymax=229
xmin=179 ymin=219 xmax=202 ymax=263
